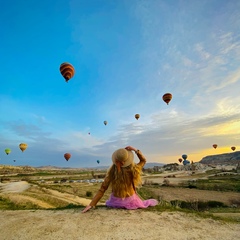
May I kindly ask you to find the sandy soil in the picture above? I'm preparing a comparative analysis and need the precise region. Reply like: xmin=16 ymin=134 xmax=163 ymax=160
xmin=0 ymin=181 xmax=91 ymax=207
xmin=43 ymin=188 xmax=91 ymax=206
xmin=0 ymin=181 xmax=30 ymax=193
xmin=0 ymin=209 xmax=239 ymax=240
xmin=150 ymin=187 xmax=240 ymax=206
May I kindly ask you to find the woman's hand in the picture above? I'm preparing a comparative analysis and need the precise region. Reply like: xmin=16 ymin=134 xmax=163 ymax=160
xmin=82 ymin=205 xmax=92 ymax=213
xmin=125 ymin=146 xmax=137 ymax=152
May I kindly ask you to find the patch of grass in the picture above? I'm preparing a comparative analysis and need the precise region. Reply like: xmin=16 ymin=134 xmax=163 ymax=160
xmin=0 ymin=195 xmax=40 ymax=210
xmin=136 ymin=186 xmax=239 ymax=216
xmin=16 ymin=172 xmax=56 ymax=177
xmin=22 ymin=192 xmax=69 ymax=208
xmin=181 ymin=175 xmax=240 ymax=192
xmin=54 ymin=203 xmax=84 ymax=210
xmin=137 ymin=187 xmax=159 ymax=200
xmin=0 ymin=196 xmax=17 ymax=209
xmin=169 ymin=200 xmax=227 ymax=212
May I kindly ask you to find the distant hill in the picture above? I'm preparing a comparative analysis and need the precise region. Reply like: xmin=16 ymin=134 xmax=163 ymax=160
xmin=36 ymin=165 xmax=76 ymax=170
xmin=144 ymin=162 xmax=165 ymax=168
xmin=199 ymin=151 xmax=240 ymax=165
xmin=35 ymin=162 xmax=165 ymax=170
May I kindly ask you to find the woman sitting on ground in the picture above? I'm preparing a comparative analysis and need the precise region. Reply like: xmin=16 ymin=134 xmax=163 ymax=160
xmin=82 ymin=146 xmax=158 ymax=213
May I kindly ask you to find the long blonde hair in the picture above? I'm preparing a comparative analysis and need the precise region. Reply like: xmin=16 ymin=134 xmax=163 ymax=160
xmin=106 ymin=163 xmax=143 ymax=198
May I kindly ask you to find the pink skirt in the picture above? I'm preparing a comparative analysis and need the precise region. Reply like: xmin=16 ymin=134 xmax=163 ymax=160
xmin=106 ymin=193 xmax=158 ymax=210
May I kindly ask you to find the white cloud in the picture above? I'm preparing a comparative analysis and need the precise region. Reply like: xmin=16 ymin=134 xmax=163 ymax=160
xmin=62 ymin=131 xmax=104 ymax=152
xmin=194 ymin=43 xmax=211 ymax=60
xmin=32 ymin=114 xmax=49 ymax=125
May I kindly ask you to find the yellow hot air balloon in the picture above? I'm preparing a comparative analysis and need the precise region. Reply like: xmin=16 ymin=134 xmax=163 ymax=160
xmin=135 ymin=114 xmax=140 ymax=120
xmin=60 ymin=62 xmax=75 ymax=82
xmin=19 ymin=143 xmax=28 ymax=152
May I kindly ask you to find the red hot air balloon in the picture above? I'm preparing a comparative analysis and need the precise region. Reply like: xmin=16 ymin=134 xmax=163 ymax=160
xmin=213 ymin=144 xmax=217 ymax=149
xmin=231 ymin=146 xmax=236 ymax=151
xmin=60 ymin=63 xmax=75 ymax=82
xmin=64 ymin=153 xmax=71 ymax=161
xmin=162 ymin=93 xmax=172 ymax=105
xmin=178 ymin=158 xmax=182 ymax=163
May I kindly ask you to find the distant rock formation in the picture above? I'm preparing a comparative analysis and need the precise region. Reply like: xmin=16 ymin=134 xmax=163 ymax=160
xmin=199 ymin=151 xmax=240 ymax=165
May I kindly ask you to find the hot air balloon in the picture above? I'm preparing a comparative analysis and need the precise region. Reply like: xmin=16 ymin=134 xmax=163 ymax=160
xmin=64 ymin=153 xmax=71 ymax=161
xmin=213 ymin=144 xmax=217 ymax=149
xmin=5 ymin=148 xmax=11 ymax=155
xmin=162 ymin=93 xmax=172 ymax=105
xmin=183 ymin=159 xmax=190 ymax=165
xmin=135 ymin=114 xmax=140 ymax=120
xmin=178 ymin=158 xmax=182 ymax=163
xmin=13 ymin=160 xmax=16 ymax=162
xmin=19 ymin=143 xmax=28 ymax=152
xmin=104 ymin=121 xmax=108 ymax=125
xmin=231 ymin=146 xmax=236 ymax=151
xmin=182 ymin=154 xmax=187 ymax=160
xmin=88 ymin=132 xmax=90 ymax=135
xmin=60 ymin=62 xmax=75 ymax=82
xmin=97 ymin=160 xmax=100 ymax=164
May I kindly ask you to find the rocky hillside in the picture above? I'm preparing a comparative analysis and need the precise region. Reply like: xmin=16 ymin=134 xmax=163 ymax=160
xmin=200 ymin=151 xmax=240 ymax=165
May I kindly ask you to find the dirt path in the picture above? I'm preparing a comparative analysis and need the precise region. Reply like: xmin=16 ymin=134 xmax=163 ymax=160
xmin=43 ymin=188 xmax=91 ymax=206
xmin=0 ymin=209 xmax=239 ymax=240
xmin=0 ymin=181 xmax=30 ymax=193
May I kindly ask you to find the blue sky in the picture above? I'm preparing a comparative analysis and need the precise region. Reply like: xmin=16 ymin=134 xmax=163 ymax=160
xmin=1 ymin=0 xmax=240 ymax=168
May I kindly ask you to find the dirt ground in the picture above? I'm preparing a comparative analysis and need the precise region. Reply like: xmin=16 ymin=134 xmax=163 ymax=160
xmin=0 ymin=209 xmax=239 ymax=240
xmin=1 ymin=181 xmax=240 ymax=240
xmin=148 ymin=187 xmax=240 ymax=206
xmin=0 ymin=181 xmax=91 ymax=208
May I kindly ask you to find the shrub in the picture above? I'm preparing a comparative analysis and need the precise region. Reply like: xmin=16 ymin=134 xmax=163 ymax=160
xmin=86 ymin=191 xmax=93 ymax=197
xmin=162 ymin=178 xmax=170 ymax=186
xmin=229 ymin=198 xmax=240 ymax=207
xmin=207 ymin=201 xmax=226 ymax=208
xmin=169 ymin=200 xmax=227 ymax=211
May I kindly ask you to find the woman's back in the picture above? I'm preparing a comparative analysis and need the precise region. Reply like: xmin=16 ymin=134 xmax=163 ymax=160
xmin=109 ymin=165 xmax=137 ymax=198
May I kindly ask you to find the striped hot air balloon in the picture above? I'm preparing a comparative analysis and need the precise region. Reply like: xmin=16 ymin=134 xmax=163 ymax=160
xmin=60 ymin=62 xmax=75 ymax=82
xmin=162 ymin=93 xmax=172 ymax=105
